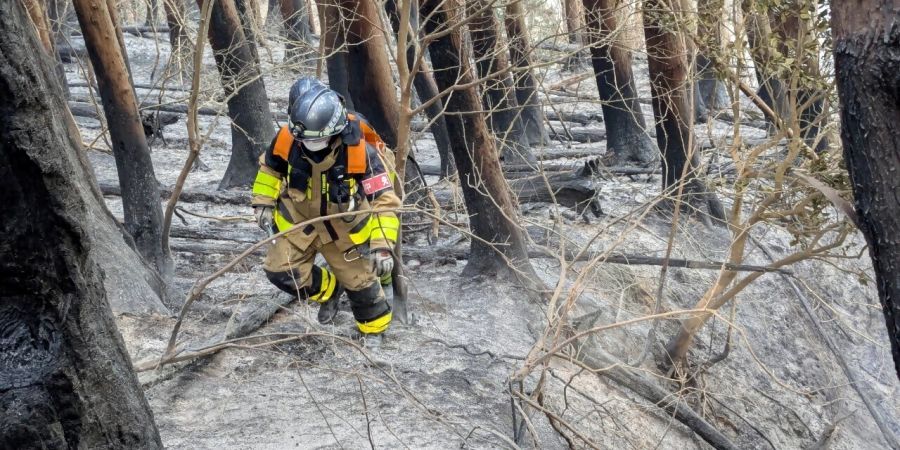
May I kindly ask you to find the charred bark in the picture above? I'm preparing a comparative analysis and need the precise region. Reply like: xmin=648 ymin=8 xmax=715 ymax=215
xmin=234 ymin=0 xmax=264 ymax=64
xmin=164 ymin=0 xmax=192 ymax=72
xmin=696 ymin=54 xmax=728 ymax=112
xmin=47 ymin=0 xmax=77 ymax=52
xmin=561 ymin=0 xmax=587 ymax=67
xmin=421 ymin=0 xmax=537 ymax=281
xmin=563 ymin=0 xmax=584 ymax=45
xmin=384 ymin=0 xmax=455 ymax=177
xmin=582 ymin=0 xmax=658 ymax=165
xmin=146 ymin=0 xmax=160 ymax=26
xmin=695 ymin=0 xmax=727 ymax=116
xmin=203 ymin=0 xmax=276 ymax=189
xmin=466 ymin=0 xmax=536 ymax=165
xmin=832 ymin=0 xmax=900 ymax=380
xmin=772 ymin=9 xmax=828 ymax=152
xmin=74 ymin=0 xmax=173 ymax=278
xmin=23 ymin=0 xmax=68 ymax=98
xmin=643 ymin=0 xmax=724 ymax=222
xmin=337 ymin=0 xmax=401 ymax=149
xmin=279 ymin=0 xmax=312 ymax=64
xmin=505 ymin=0 xmax=549 ymax=146
xmin=0 ymin=2 xmax=164 ymax=444
xmin=319 ymin=0 xmax=355 ymax=110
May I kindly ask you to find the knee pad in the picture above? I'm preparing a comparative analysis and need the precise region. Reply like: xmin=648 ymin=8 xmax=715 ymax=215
xmin=265 ymin=266 xmax=336 ymax=302
xmin=346 ymin=282 xmax=391 ymax=334
xmin=264 ymin=268 xmax=305 ymax=296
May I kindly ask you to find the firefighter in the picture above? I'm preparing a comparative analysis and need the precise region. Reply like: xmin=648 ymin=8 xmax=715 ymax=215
xmin=251 ymin=81 xmax=400 ymax=340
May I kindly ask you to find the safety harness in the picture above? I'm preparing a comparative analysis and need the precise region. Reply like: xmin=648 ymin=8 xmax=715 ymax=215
xmin=271 ymin=113 xmax=384 ymax=176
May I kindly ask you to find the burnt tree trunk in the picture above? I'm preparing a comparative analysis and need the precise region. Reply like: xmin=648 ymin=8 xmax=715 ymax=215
xmin=164 ymin=0 xmax=192 ymax=73
xmin=47 ymin=0 xmax=77 ymax=47
xmin=772 ymin=6 xmax=828 ymax=152
xmin=695 ymin=0 xmax=727 ymax=115
xmin=0 ymin=2 xmax=164 ymax=445
xmin=146 ymin=0 xmax=160 ymax=26
xmin=279 ymin=0 xmax=312 ymax=64
xmin=832 ymin=0 xmax=900 ymax=380
xmin=505 ymin=0 xmax=549 ymax=146
xmin=562 ymin=0 xmax=587 ymax=67
xmin=104 ymin=0 xmax=135 ymax=86
xmin=203 ymin=0 xmax=276 ymax=189
xmin=563 ymin=0 xmax=583 ymax=42
xmin=643 ymin=0 xmax=724 ymax=222
xmin=385 ymin=0 xmax=455 ymax=177
xmin=421 ymin=0 xmax=537 ymax=281
xmin=337 ymin=0 xmax=401 ymax=149
xmin=74 ymin=0 xmax=173 ymax=278
xmin=23 ymin=0 xmax=68 ymax=98
xmin=744 ymin=7 xmax=779 ymax=134
xmin=467 ymin=0 xmax=536 ymax=166
xmin=696 ymin=54 xmax=727 ymax=112
xmin=582 ymin=0 xmax=658 ymax=165
xmin=319 ymin=0 xmax=355 ymax=110
xmin=234 ymin=0 xmax=264 ymax=64
xmin=744 ymin=3 xmax=829 ymax=152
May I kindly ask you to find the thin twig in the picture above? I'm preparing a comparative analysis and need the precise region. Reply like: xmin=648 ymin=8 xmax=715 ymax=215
xmin=357 ymin=375 xmax=376 ymax=450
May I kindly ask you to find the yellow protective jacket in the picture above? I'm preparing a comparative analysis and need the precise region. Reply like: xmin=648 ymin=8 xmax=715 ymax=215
xmin=251 ymin=115 xmax=401 ymax=253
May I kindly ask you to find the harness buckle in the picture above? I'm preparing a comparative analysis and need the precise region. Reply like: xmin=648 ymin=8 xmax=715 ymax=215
xmin=343 ymin=244 xmax=371 ymax=262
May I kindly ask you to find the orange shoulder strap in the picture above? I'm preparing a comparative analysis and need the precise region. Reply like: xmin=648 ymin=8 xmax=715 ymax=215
xmin=273 ymin=126 xmax=294 ymax=160
xmin=347 ymin=141 xmax=367 ymax=174
xmin=360 ymin=121 xmax=385 ymax=151
xmin=348 ymin=113 xmax=386 ymax=151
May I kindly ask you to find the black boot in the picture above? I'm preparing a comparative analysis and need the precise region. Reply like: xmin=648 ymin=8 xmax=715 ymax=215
xmin=317 ymin=284 xmax=343 ymax=324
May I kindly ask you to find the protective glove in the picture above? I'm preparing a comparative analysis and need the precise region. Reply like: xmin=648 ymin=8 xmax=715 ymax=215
xmin=369 ymin=249 xmax=394 ymax=277
xmin=254 ymin=206 xmax=274 ymax=234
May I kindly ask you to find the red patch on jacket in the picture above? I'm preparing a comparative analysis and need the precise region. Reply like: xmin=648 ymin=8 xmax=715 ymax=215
xmin=361 ymin=173 xmax=392 ymax=195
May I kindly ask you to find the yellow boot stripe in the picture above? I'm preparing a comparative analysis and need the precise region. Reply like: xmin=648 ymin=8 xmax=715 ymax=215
xmin=357 ymin=312 xmax=392 ymax=334
xmin=309 ymin=269 xmax=337 ymax=303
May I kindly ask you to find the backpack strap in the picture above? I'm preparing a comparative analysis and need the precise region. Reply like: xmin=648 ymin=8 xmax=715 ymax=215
xmin=348 ymin=113 xmax=387 ymax=153
xmin=273 ymin=126 xmax=294 ymax=160
xmin=346 ymin=141 xmax=367 ymax=174
xmin=340 ymin=117 xmax=368 ymax=174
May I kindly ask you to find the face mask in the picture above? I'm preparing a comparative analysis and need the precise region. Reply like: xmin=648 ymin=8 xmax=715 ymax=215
xmin=302 ymin=137 xmax=330 ymax=151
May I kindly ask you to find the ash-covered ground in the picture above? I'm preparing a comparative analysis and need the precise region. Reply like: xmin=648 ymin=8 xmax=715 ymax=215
xmin=67 ymin=26 xmax=900 ymax=449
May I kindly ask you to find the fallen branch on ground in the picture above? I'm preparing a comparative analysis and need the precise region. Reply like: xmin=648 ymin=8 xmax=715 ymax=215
xmin=547 ymin=72 xmax=594 ymax=91
xmin=98 ymin=181 xmax=251 ymax=205
xmin=751 ymin=237 xmax=900 ymax=450
xmin=400 ymin=245 xmax=792 ymax=274
xmin=508 ymin=171 xmax=603 ymax=217
xmin=545 ymin=110 xmax=603 ymax=125
xmin=418 ymin=162 xmax=657 ymax=177
xmin=68 ymin=81 xmax=192 ymax=92
xmin=122 ymin=25 xmax=171 ymax=35
xmin=577 ymin=347 xmax=740 ymax=450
